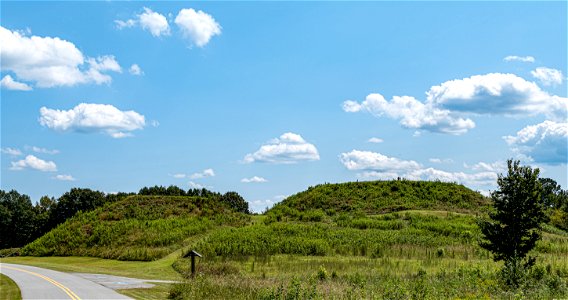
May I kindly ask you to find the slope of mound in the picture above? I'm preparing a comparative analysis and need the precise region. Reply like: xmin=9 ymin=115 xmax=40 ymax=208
xmin=21 ymin=195 xmax=250 ymax=261
xmin=270 ymin=180 xmax=490 ymax=215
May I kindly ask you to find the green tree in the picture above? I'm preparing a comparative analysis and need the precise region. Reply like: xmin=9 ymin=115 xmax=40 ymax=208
xmin=539 ymin=177 xmax=568 ymax=209
xmin=0 ymin=190 xmax=37 ymax=248
xmin=51 ymin=188 xmax=105 ymax=224
xmin=540 ymin=178 xmax=568 ymax=231
xmin=221 ymin=191 xmax=250 ymax=214
xmin=478 ymin=160 xmax=548 ymax=287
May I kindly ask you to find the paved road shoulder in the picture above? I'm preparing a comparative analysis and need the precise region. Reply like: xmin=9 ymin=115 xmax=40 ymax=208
xmin=0 ymin=263 xmax=131 ymax=300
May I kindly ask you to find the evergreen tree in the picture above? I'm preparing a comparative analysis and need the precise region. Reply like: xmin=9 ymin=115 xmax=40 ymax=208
xmin=479 ymin=159 xmax=548 ymax=287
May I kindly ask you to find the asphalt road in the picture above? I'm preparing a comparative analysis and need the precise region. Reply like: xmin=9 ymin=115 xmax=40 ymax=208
xmin=0 ymin=263 xmax=132 ymax=300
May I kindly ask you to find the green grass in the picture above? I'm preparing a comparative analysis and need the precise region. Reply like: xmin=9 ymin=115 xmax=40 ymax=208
xmin=118 ymin=282 xmax=172 ymax=300
xmin=11 ymin=180 xmax=568 ymax=299
xmin=194 ymin=211 xmax=487 ymax=258
xmin=0 ymin=256 xmax=181 ymax=281
xmin=170 ymin=206 xmax=568 ymax=299
xmin=169 ymin=255 xmax=568 ymax=299
xmin=0 ymin=273 xmax=22 ymax=300
xmin=21 ymin=195 xmax=250 ymax=261
xmin=269 ymin=180 xmax=490 ymax=216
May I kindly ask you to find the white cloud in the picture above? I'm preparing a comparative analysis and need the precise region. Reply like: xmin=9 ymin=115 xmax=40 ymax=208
xmin=139 ymin=7 xmax=170 ymax=37
xmin=464 ymin=161 xmax=506 ymax=173
xmin=189 ymin=168 xmax=215 ymax=179
xmin=241 ymin=176 xmax=268 ymax=183
xmin=504 ymin=55 xmax=535 ymax=63
xmin=10 ymin=155 xmax=57 ymax=172
xmin=343 ymin=94 xmax=475 ymax=135
xmin=339 ymin=150 xmax=421 ymax=172
xmin=405 ymin=168 xmax=498 ymax=187
xmin=1 ymin=75 xmax=32 ymax=91
xmin=243 ymin=132 xmax=320 ymax=164
xmin=53 ymin=174 xmax=76 ymax=181
xmin=367 ymin=137 xmax=384 ymax=143
xmin=115 ymin=19 xmax=136 ymax=29
xmin=175 ymin=8 xmax=221 ymax=47
xmin=249 ymin=195 xmax=287 ymax=213
xmin=30 ymin=146 xmax=59 ymax=155
xmin=504 ymin=120 xmax=567 ymax=165
xmin=249 ymin=199 xmax=275 ymax=213
xmin=172 ymin=173 xmax=187 ymax=179
xmin=429 ymin=158 xmax=453 ymax=164
xmin=129 ymin=64 xmax=143 ymax=75
xmin=0 ymin=26 xmax=122 ymax=88
xmin=531 ymin=67 xmax=564 ymax=86
xmin=39 ymin=103 xmax=146 ymax=138
xmin=340 ymin=150 xmax=498 ymax=188
xmin=426 ymin=73 xmax=567 ymax=120
xmin=188 ymin=181 xmax=209 ymax=189
xmin=344 ymin=73 xmax=568 ymax=135
xmin=114 ymin=8 xmax=170 ymax=37
xmin=87 ymin=55 xmax=121 ymax=73
xmin=1 ymin=147 xmax=22 ymax=156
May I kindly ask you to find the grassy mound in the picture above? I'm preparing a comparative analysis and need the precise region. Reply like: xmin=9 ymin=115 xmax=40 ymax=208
xmin=21 ymin=195 xmax=250 ymax=261
xmin=269 ymin=180 xmax=490 ymax=217
xmin=170 ymin=181 xmax=567 ymax=298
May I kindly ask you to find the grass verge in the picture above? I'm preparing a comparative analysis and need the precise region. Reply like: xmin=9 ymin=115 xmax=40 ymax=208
xmin=0 ymin=273 xmax=22 ymax=300
xmin=118 ymin=282 xmax=172 ymax=300
xmin=0 ymin=256 xmax=181 ymax=281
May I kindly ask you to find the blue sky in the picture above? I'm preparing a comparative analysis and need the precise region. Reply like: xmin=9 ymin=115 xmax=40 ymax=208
xmin=1 ymin=2 xmax=567 ymax=212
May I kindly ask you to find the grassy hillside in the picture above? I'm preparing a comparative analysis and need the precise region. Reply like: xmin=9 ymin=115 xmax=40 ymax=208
xmin=169 ymin=181 xmax=568 ymax=299
xmin=15 ymin=180 xmax=568 ymax=298
xmin=269 ymin=180 xmax=490 ymax=217
xmin=21 ymin=195 xmax=250 ymax=261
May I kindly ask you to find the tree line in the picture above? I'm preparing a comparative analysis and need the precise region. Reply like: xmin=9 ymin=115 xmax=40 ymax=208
xmin=0 ymin=185 xmax=249 ymax=249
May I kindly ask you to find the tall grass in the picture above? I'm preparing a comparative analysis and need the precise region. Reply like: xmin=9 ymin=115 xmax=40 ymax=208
xmin=21 ymin=195 xmax=250 ymax=261
xmin=269 ymin=180 xmax=490 ymax=216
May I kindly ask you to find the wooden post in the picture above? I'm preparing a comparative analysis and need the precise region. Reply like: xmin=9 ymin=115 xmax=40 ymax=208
xmin=191 ymin=255 xmax=196 ymax=276
xmin=183 ymin=250 xmax=202 ymax=278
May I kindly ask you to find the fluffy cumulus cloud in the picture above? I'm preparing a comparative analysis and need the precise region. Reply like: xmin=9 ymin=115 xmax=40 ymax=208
xmin=241 ymin=176 xmax=268 ymax=183
xmin=0 ymin=26 xmax=122 ymax=88
xmin=10 ymin=155 xmax=57 ymax=172
xmin=503 ymin=55 xmax=535 ymax=63
xmin=190 ymin=168 xmax=215 ymax=179
xmin=139 ymin=7 xmax=170 ymax=37
xmin=427 ymin=73 xmax=567 ymax=120
xmin=340 ymin=150 xmax=498 ymax=187
xmin=243 ymin=132 xmax=320 ymax=164
xmin=175 ymin=8 xmax=221 ymax=47
xmin=1 ymin=75 xmax=32 ymax=91
xmin=339 ymin=150 xmax=421 ymax=172
xmin=129 ymin=64 xmax=143 ymax=75
xmin=343 ymin=94 xmax=475 ymax=135
xmin=504 ymin=121 xmax=568 ymax=165
xmin=39 ymin=103 xmax=146 ymax=138
xmin=344 ymin=73 xmax=568 ymax=135
xmin=115 ymin=7 xmax=170 ymax=37
xmin=54 ymin=174 xmax=76 ymax=181
xmin=531 ymin=67 xmax=564 ymax=86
